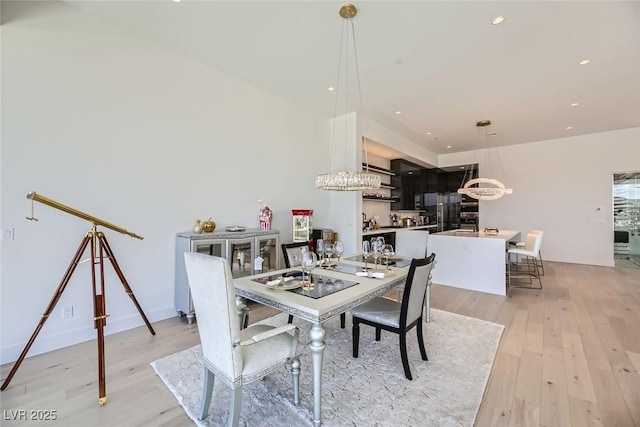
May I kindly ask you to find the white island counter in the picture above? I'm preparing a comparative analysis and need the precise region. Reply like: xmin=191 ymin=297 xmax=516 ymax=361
xmin=428 ymin=229 xmax=520 ymax=296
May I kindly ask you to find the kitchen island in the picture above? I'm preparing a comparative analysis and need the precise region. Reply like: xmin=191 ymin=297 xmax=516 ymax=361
xmin=428 ymin=229 xmax=520 ymax=296
xmin=362 ymin=224 xmax=437 ymax=236
xmin=362 ymin=225 xmax=437 ymax=248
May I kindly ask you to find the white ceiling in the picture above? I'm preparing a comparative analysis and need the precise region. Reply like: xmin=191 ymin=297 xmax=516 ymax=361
xmin=17 ymin=1 xmax=640 ymax=156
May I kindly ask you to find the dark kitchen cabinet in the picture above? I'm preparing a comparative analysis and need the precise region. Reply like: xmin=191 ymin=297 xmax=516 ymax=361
xmin=391 ymin=159 xmax=423 ymax=210
xmin=391 ymin=159 xmax=478 ymax=215
xmin=447 ymin=171 xmax=465 ymax=193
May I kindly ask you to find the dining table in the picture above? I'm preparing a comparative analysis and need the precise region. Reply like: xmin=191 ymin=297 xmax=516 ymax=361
xmin=233 ymin=256 xmax=411 ymax=427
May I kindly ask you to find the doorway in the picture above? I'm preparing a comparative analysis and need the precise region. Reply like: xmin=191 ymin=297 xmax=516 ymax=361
xmin=613 ymin=172 xmax=640 ymax=268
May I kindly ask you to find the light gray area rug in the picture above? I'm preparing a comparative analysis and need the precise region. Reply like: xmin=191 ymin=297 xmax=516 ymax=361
xmin=151 ymin=309 xmax=504 ymax=427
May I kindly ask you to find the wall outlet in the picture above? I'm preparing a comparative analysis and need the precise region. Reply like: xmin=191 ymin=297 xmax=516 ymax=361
xmin=62 ymin=305 xmax=73 ymax=319
xmin=2 ymin=228 xmax=14 ymax=241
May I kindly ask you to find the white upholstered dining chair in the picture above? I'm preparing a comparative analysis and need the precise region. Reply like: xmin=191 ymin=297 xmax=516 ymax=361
xmin=393 ymin=230 xmax=432 ymax=321
xmin=395 ymin=230 xmax=430 ymax=259
xmin=183 ymin=252 xmax=301 ymax=426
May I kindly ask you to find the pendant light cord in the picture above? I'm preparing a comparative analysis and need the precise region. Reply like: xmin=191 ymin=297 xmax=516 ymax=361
xmin=349 ymin=14 xmax=371 ymax=171
xmin=329 ymin=20 xmax=346 ymax=174
xmin=329 ymin=7 xmax=370 ymax=174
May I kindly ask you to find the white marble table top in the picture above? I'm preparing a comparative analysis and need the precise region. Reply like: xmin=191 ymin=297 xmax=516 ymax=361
xmin=433 ymin=229 xmax=519 ymax=241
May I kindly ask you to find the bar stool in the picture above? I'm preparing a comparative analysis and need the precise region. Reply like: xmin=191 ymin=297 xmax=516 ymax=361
xmin=510 ymin=229 xmax=545 ymax=275
xmin=507 ymin=232 xmax=543 ymax=289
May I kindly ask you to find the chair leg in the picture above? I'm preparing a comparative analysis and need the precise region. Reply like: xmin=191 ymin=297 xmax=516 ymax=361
xmin=352 ymin=320 xmax=360 ymax=358
xmin=375 ymin=327 xmax=381 ymax=341
xmin=416 ymin=320 xmax=428 ymax=361
xmin=534 ymin=258 xmax=543 ymax=289
xmin=538 ymin=250 xmax=545 ymax=276
xmin=242 ymin=306 xmax=250 ymax=329
xmin=287 ymin=314 xmax=294 ymax=324
xmin=199 ymin=367 xmax=215 ymax=420
xmin=399 ymin=332 xmax=412 ymax=380
xmin=424 ymin=283 xmax=431 ymax=323
xmin=340 ymin=312 xmax=346 ymax=328
xmin=229 ymin=387 xmax=242 ymax=427
xmin=290 ymin=357 xmax=300 ymax=406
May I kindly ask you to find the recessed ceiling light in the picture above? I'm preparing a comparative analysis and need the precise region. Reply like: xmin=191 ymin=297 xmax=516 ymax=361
xmin=492 ymin=16 xmax=505 ymax=25
xmin=173 ymin=0 xmax=182 ymax=2
xmin=447 ymin=145 xmax=452 ymax=149
xmin=460 ymin=166 xmax=465 ymax=169
xmin=579 ymin=59 xmax=590 ymax=65
xmin=566 ymin=126 xmax=574 ymax=130
xmin=395 ymin=111 xmax=402 ymax=115
xmin=327 ymin=86 xmax=335 ymax=91
xmin=426 ymin=132 xmax=432 ymax=135
xmin=570 ymin=102 xmax=579 ymax=107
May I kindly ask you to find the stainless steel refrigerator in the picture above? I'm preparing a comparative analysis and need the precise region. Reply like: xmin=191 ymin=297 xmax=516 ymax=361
xmin=435 ymin=193 xmax=461 ymax=232
xmin=424 ymin=192 xmax=460 ymax=232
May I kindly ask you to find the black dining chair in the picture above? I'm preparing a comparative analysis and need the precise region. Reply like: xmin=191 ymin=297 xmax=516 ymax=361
xmin=281 ymin=241 xmax=311 ymax=269
xmin=280 ymin=242 xmax=311 ymax=325
xmin=281 ymin=241 xmax=347 ymax=328
xmin=352 ymin=253 xmax=436 ymax=380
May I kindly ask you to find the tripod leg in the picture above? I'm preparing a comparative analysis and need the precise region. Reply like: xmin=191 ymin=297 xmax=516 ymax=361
xmin=93 ymin=233 xmax=108 ymax=405
xmin=94 ymin=294 xmax=107 ymax=406
xmin=98 ymin=233 xmax=155 ymax=336
xmin=1 ymin=234 xmax=92 ymax=391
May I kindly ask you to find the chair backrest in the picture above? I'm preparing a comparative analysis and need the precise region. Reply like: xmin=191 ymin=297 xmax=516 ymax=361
xmin=281 ymin=241 xmax=310 ymax=268
xmin=532 ymin=232 xmax=543 ymax=255
xmin=395 ymin=230 xmax=429 ymax=258
xmin=531 ymin=229 xmax=544 ymax=248
xmin=400 ymin=253 xmax=436 ymax=326
xmin=183 ymin=252 xmax=243 ymax=383
xmin=523 ymin=232 xmax=538 ymax=252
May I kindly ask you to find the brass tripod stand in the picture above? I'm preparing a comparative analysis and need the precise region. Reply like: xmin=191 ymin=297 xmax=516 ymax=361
xmin=0 ymin=192 xmax=155 ymax=405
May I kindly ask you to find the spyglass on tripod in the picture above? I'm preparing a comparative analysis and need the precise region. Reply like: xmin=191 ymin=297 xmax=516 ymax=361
xmin=0 ymin=191 xmax=155 ymax=406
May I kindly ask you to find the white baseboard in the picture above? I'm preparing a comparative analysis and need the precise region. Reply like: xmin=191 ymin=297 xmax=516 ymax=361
xmin=0 ymin=306 xmax=177 ymax=365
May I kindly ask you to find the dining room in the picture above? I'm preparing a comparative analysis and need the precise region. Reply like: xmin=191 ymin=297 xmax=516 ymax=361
xmin=1 ymin=1 xmax=639 ymax=426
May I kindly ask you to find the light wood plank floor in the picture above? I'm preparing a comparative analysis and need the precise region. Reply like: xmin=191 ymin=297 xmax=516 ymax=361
xmin=1 ymin=261 xmax=639 ymax=426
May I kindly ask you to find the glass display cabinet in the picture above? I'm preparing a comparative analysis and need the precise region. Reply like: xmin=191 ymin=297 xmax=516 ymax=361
xmin=174 ymin=229 xmax=279 ymax=323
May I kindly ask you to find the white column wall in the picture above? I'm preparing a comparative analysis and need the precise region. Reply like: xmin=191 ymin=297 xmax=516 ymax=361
xmin=0 ymin=4 xmax=330 ymax=363
xmin=439 ymin=128 xmax=640 ymax=266
xmin=326 ymin=113 xmax=360 ymax=256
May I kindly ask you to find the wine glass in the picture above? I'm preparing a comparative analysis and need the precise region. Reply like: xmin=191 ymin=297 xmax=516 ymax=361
xmin=334 ymin=241 xmax=344 ymax=269
xmin=362 ymin=240 xmax=371 ymax=271
xmin=371 ymin=240 xmax=382 ymax=271
xmin=324 ymin=243 xmax=335 ymax=268
xmin=300 ymin=251 xmax=318 ymax=290
xmin=316 ymin=239 xmax=325 ymax=267
xmin=381 ymin=244 xmax=395 ymax=272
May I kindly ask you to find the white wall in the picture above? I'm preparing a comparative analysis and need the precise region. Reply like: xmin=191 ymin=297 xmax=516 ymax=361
xmin=439 ymin=128 xmax=640 ymax=266
xmin=0 ymin=3 xmax=330 ymax=363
